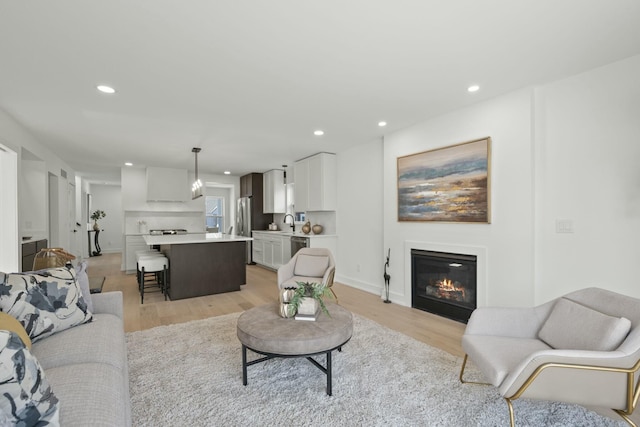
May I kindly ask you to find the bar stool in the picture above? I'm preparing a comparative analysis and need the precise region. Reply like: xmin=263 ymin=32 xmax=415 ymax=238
xmin=138 ymin=255 xmax=169 ymax=304
xmin=136 ymin=250 xmax=162 ymax=285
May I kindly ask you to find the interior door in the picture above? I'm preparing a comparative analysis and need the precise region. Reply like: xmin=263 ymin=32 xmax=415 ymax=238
xmin=67 ymin=182 xmax=80 ymax=258
xmin=48 ymin=173 xmax=60 ymax=247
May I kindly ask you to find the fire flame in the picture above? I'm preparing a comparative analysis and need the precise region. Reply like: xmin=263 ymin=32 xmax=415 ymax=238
xmin=439 ymin=278 xmax=455 ymax=291
xmin=437 ymin=278 xmax=465 ymax=299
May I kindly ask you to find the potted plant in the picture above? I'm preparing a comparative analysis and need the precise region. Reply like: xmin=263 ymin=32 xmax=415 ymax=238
xmin=287 ymin=281 xmax=334 ymax=318
xmin=91 ymin=209 xmax=106 ymax=231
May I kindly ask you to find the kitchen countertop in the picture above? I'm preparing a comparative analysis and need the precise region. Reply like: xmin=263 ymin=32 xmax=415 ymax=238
xmin=21 ymin=236 xmax=48 ymax=244
xmin=143 ymin=233 xmax=252 ymax=245
xmin=125 ymin=231 xmax=205 ymax=236
xmin=252 ymin=230 xmax=337 ymax=238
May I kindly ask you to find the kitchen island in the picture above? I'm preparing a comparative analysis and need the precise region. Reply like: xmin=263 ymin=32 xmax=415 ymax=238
xmin=143 ymin=233 xmax=252 ymax=300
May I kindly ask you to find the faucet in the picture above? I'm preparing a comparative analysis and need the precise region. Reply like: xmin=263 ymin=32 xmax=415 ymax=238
xmin=283 ymin=214 xmax=295 ymax=233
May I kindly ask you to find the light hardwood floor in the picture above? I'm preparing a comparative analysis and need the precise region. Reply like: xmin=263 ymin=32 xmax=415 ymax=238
xmin=89 ymin=253 xmax=465 ymax=357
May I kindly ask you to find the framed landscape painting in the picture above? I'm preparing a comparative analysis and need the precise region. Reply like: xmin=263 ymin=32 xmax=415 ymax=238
xmin=397 ymin=137 xmax=491 ymax=223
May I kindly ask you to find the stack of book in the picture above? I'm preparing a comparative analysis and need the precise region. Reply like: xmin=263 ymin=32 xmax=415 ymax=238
xmin=295 ymin=306 xmax=319 ymax=321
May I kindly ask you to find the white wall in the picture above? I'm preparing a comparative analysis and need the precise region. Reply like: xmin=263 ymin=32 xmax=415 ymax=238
xmin=336 ymin=53 xmax=640 ymax=309
xmin=534 ymin=54 xmax=640 ymax=303
xmin=0 ymin=143 xmax=19 ymax=272
xmin=90 ymin=184 xmax=123 ymax=253
xmin=383 ymin=89 xmax=534 ymax=307
xmin=0 ymin=108 xmax=76 ymax=260
xmin=20 ymin=157 xmax=47 ymax=238
xmin=335 ymin=139 xmax=385 ymax=294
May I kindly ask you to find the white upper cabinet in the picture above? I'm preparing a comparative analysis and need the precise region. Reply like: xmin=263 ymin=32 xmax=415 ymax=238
xmin=263 ymin=169 xmax=285 ymax=213
xmin=294 ymin=153 xmax=336 ymax=212
xmin=293 ymin=160 xmax=309 ymax=212
xmin=146 ymin=167 xmax=189 ymax=202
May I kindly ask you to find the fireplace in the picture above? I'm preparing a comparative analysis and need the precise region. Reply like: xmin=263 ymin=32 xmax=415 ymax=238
xmin=411 ymin=249 xmax=477 ymax=323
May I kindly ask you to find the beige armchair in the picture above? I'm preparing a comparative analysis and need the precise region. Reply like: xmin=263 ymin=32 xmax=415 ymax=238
xmin=460 ymin=287 xmax=640 ymax=426
xmin=277 ymin=248 xmax=337 ymax=301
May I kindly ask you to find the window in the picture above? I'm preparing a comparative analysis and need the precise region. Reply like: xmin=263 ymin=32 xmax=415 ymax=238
xmin=205 ymin=196 xmax=224 ymax=232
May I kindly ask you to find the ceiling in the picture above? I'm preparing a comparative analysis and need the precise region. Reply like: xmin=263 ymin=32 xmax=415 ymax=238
xmin=1 ymin=1 xmax=639 ymax=183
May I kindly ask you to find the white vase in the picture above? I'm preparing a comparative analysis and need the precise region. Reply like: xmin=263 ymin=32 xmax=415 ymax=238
xmin=297 ymin=297 xmax=318 ymax=315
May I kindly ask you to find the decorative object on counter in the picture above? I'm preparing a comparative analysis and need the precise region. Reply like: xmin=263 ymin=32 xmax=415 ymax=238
xmin=286 ymin=281 xmax=333 ymax=321
xmin=268 ymin=223 xmax=279 ymax=231
xmin=301 ymin=221 xmax=311 ymax=234
xmin=312 ymin=224 xmax=323 ymax=234
xmin=91 ymin=209 xmax=106 ymax=231
xmin=137 ymin=220 xmax=147 ymax=234
xmin=383 ymin=248 xmax=391 ymax=304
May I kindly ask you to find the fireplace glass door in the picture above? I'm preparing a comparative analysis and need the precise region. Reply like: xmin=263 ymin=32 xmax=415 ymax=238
xmin=411 ymin=249 xmax=477 ymax=322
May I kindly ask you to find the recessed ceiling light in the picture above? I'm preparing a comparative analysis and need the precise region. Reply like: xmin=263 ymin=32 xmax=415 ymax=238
xmin=224 ymin=171 xmax=231 ymax=175
xmin=124 ymin=162 xmax=133 ymax=166
xmin=468 ymin=85 xmax=480 ymax=93
xmin=378 ymin=121 xmax=387 ymax=127
xmin=97 ymin=85 xmax=116 ymax=94
xmin=314 ymin=130 xmax=324 ymax=136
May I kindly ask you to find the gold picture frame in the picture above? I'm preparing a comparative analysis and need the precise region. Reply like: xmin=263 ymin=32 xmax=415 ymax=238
xmin=397 ymin=137 xmax=491 ymax=223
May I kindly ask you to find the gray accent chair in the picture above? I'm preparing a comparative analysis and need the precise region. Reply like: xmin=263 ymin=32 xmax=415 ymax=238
xmin=277 ymin=248 xmax=337 ymax=301
xmin=460 ymin=287 xmax=640 ymax=426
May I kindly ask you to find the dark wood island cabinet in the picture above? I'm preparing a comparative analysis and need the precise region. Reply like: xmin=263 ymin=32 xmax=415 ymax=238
xmin=143 ymin=233 xmax=252 ymax=300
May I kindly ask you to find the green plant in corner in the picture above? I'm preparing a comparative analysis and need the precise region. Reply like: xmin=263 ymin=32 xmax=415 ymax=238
xmin=288 ymin=281 xmax=334 ymax=317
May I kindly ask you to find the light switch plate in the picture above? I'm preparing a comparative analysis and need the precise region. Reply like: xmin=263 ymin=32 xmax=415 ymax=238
xmin=556 ymin=219 xmax=574 ymax=233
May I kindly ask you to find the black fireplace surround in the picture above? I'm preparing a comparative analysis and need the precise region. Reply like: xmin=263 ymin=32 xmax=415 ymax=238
xmin=411 ymin=249 xmax=477 ymax=323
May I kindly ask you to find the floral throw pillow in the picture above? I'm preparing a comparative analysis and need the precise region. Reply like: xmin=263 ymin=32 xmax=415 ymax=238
xmin=0 ymin=330 xmax=60 ymax=425
xmin=0 ymin=266 xmax=92 ymax=342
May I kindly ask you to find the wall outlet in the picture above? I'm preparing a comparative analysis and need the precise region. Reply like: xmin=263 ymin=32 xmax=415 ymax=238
xmin=556 ymin=219 xmax=574 ymax=233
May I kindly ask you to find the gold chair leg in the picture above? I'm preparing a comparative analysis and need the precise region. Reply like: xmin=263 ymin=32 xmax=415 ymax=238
xmin=505 ymin=398 xmax=516 ymax=427
xmin=614 ymin=410 xmax=638 ymax=427
xmin=459 ymin=354 xmax=491 ymax=385
xmin=330 ymin=287 xmax=338 ymax=304
xmin=459 ymin=354 xmax=469 ymax=383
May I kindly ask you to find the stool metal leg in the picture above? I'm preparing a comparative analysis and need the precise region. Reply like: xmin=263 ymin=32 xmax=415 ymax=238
xmin=140 ymin=267 xmax=145 ymax=304
xmin=163 ymin=265 xmax=168 ymax=301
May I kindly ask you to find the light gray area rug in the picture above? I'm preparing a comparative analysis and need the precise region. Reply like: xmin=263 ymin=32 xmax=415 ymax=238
xmin=126 ymin=312 xmax=625 ymax=426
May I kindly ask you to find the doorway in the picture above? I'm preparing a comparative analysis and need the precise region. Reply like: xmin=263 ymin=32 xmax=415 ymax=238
xmin=0 ymin=143 xmax=19 ymax=272
xmin=48 ymin=172 xmax=60 ymax=247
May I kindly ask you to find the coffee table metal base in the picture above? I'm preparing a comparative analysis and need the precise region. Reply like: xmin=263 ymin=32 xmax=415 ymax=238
xmin=241 ymin=341 xmax=349 ymax=396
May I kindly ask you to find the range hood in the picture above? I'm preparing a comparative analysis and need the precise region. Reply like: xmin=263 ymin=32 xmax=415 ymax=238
xmin=146 ymin=167 xmax=189 ymax=202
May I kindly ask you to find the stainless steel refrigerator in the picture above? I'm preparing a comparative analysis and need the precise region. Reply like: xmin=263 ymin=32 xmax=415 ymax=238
xmin=236 ymin=197 xmax=253 ymax=264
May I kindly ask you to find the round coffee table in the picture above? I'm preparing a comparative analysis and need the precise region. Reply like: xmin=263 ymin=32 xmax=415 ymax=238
xmin=237 ymin=302 xmax=353 ymax=395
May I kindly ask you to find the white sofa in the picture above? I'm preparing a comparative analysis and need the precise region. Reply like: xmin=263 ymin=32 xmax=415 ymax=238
xmin=31 ymin=291 xmax=131 ymax=426
xmin=460 ymin=287 xmax=640 ymax=426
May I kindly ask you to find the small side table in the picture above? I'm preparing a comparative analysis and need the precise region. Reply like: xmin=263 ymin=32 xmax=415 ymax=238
xmin=88 ymin=230 xmax=102 ymax=257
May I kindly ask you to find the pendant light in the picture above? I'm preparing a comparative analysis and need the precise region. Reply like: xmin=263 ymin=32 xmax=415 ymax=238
xmin=191 ymin=147 xmax=203 ymax=200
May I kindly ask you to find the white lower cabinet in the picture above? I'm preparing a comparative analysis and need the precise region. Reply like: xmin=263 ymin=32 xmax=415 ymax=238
xmin=125 ymin=235 xmax=150 ymax=272
xmin=252 ymin=239 xmax=264 ymax=265
xmin=252 ymin=232 xmax=290 ymax=270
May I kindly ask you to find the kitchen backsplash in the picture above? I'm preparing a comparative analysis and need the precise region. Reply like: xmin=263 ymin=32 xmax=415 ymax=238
xmin=124 ymin=211 xmax=205 ymax=234
xmin=273 ymin=211 xmax=336 ymax=234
